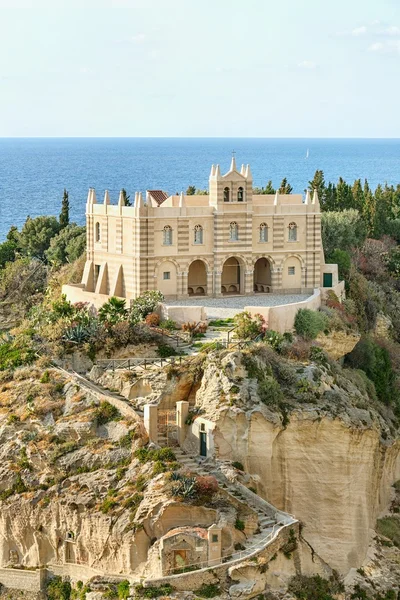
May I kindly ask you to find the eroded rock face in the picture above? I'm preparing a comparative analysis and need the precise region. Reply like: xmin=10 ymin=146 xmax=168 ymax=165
xmin=188 ymin=348 xmax=400 ymax=576
xmin=214 ymin=411 xmax=400 ymax=574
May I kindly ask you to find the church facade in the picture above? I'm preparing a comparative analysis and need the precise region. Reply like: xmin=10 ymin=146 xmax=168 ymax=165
xmin=79 ymin=158 xmax=338 ymax=301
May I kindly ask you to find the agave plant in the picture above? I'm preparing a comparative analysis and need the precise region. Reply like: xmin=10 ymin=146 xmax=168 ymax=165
xmin=172 ymin=476 xmax=197 ymax=499
xmin=63 ymin=324 xmax=91 ymax=343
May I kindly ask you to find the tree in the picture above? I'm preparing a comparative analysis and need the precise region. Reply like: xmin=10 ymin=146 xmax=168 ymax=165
xmin=328 ymin=249 xmax=351 ymax=281
xmin=45 ymin=224 xmax=86 ymax=264
xmin=321 ymin=210 xmax=366 ymax=257
xmin=186 ymin=185 xmax=196 ymax=195
xmin=345 ymin=336 xmax=396 ymax=404
xmin=336 ymin=178 xmax=353 ymax=210
xmin=18 ymin=216 xmax=61 ymax=260
xmin=121 ymin=188 xmax=131 ymax=206
xmin=59 ymin=189 xmax=70 ymax=228
xmin=308 ymin=170 xmax=326 ymax=206
xmin=264 ymin=180 xmax=276 ymax=194
xmin=254 ymin=180 xmax=276 ymax=194
xmin=351 ymin=179 xmax=364 ymax=213
xmin=6 ymin=225 xmax=20 ymax=245
xmin=278 ymin=178 xmax=293 ymax=194
xmin=0 ymin=240 xmax=17 ymax=269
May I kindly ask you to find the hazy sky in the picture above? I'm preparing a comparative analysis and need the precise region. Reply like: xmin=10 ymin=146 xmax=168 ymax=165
xmin=0 ymin=0 xmax=399 ymax=137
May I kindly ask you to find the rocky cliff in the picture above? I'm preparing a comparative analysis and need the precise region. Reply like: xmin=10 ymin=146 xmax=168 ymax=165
xmin=181 ymin=345 xmax=400 ymax=577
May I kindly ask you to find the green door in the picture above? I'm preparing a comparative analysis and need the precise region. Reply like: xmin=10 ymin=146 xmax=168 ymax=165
xmin=200 ymin=432 xmax=207 ymax=457
xmin=323 ymin=273 xmax=333 ymax=287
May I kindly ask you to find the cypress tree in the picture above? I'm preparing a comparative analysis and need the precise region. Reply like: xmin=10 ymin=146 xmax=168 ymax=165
xmin=59 ymin=189 xmax=69 ymax=228
xmin=121 ymin=188 xmax=131 ymax=206
xmin=308 ymin=170 xmax=326 ymax=207
xmin=264 ymin=180 xmax=276 ymax=194
xmin=278 ymin=178 xmax=293 ymax=194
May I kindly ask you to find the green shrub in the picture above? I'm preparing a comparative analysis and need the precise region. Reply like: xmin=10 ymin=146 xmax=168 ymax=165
xmin=47 ymin=576 xmax=72 ymax=600
xmin=157 ymin=344 xmax=177 ymax=358
xmin=232 ymin=461 xmax=244 ymax=471
xmin=95 ymin=401 xmax=121 ymax=426
xmin=345 ymin=336 xmax=396 ymax=404
xmin=235 ymin=518 xmax=245 ymax=531
xmin=40 ymin=370 xmax=51 ymax=383
xmin=258 ymin=375 xmax=284 ymax=405
xmin=233 ymin=311 xmax=265 ymax=340
xmin=294 ymin=309 xmax=328 ymax=340
xmin=134 ymin=583 xmax=173 ymax=598
xmin=194 ymin=583 xmax=221 ymax=598
xmin=117 ymin=580 xmax=130 ymax=600
xmin=159 ymin=319 xmax=176 ymax=331
xmin=288 ymin=573 xmax=344 ymax=600
xmin=130 ymin=290 xmax=164 ymax=324
xmin=264 ymin=329 xmax=285 ymax=353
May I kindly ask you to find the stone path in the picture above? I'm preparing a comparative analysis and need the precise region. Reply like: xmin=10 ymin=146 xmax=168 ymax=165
xmin=166 ymin=293 xmax=309 ymax=319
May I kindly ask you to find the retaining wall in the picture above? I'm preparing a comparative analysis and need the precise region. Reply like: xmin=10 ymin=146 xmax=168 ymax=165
xmin=245 ymin=289 xmax=321 ymax=333
xmin=0 ymin=567 xmax=45 ymax=592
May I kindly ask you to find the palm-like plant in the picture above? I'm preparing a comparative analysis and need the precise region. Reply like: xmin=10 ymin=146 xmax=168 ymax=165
xmin=98 ymin=297 xmax=127 ymax=325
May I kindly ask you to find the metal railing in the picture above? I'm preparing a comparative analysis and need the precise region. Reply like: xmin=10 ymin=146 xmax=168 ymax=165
xmin=96 ymin=355 xmax=184 ymax=372
xmin=157 ymin=520 xmax=292 ymax=579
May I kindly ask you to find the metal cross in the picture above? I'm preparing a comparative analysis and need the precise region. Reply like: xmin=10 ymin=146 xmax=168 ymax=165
xmin=232 ymin=149 xmax=236 ymax=158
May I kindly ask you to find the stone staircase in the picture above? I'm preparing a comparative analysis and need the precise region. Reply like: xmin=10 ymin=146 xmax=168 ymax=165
xmin=160 ymin=443 xmax=281 ymax=556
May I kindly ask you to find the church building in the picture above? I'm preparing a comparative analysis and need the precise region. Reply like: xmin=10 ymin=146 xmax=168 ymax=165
xmin=78 ymin=158 xmax=338 ymax=301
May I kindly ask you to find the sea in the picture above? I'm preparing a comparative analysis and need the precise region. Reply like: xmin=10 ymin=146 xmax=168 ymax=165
xmin=0 ymin=137 xmax=399 ymax=241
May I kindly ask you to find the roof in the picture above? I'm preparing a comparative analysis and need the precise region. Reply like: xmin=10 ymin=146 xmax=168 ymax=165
xmin=147 ymin=190 xmax=169 ymax=206
xmin=163 ymin=526 xmax=208 ymax=540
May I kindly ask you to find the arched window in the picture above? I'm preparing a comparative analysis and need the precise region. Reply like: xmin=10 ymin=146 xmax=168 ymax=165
xmin=194 ymin=224 xmax=203 ymax=244
xmin=259 ymin=223 xmax=268 ymax=242
xmin=288 ymin=222 xmax=297 ymax=242
xmin=95 ymin=222 xmax=100 ymax=242
xmin=163 ymin=225 xmax=173 ymax=245
xmin=223 ymin=187 xmax=230 ymax=202
xmin=237 ymin=187 xmax=244 ymax=202
xmin=229 ymin=222 xmax=239 ymax=241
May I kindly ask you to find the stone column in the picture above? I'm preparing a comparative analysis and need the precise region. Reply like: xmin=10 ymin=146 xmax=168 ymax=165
xmin=143 ymin=404 xmax=158 ymax=444
xmin=301 ymin=266 xmax=307 ymax=292
xmin=214 ymin=270 xmax=222 ymax=297
xmin=176 ymin=401 xmax=189 ymax=447
xmin=180 ymin=271 xmax=189 ymax=298
xmin=206 ymin=270 xmax=213 ymax=298
xmin=271 ymin=267 xmax=282 ymax=292
xmin=244 ymin=269 xmax=254 ymax=295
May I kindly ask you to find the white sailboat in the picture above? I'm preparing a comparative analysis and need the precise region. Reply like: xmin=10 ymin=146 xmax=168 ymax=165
xmin=305 ymin=148 xmax=309 ymax=159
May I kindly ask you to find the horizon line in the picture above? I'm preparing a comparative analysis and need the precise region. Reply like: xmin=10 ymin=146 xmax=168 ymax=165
xmin=1 ymin=135 xmax=400 ymax=140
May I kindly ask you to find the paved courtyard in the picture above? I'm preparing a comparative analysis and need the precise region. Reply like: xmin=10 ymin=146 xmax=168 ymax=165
xmin=166 ymin=293 xmax=310 ymax=319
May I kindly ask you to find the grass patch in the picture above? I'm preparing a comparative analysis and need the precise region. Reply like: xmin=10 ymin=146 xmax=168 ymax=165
xmin=376 ymin=516 xmax=400 ymax=547
xmin=95 ymin=401 xmax=121 ymax=426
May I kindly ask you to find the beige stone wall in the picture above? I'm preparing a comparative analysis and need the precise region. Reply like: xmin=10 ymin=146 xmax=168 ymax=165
xmin=245 ymin=289 xmax=322 ymax=333
xmin=75 ymin=164 xmax=335 ymax=302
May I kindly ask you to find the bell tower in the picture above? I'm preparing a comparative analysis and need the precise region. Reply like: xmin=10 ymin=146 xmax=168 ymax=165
xmin=208 ymin=155 xmax=253 ymax=209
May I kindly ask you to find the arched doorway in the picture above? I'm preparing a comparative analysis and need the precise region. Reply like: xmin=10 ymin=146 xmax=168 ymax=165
xmin=188 ymin=260 xmax=207 ymax=296
xmin=221 ymin=257 xmax=243 ymax=294
xmin=254 ymin=257 xmax=272 ymax=293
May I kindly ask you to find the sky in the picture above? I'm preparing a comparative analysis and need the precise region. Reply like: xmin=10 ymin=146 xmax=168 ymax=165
xmin=0 ymin=0 xmax=399 ymax=137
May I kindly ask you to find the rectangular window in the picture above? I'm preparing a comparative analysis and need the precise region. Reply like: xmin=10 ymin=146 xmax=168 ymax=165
xmin=94 ymin=264 xmax=101 ymax=283
xmin=288 ymin=266 xmax=295 ymax=275
xmin=163 ymin=272 xmax=170 ymax=280
xmin=212 ymin=534 xmax=219 ymax=543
